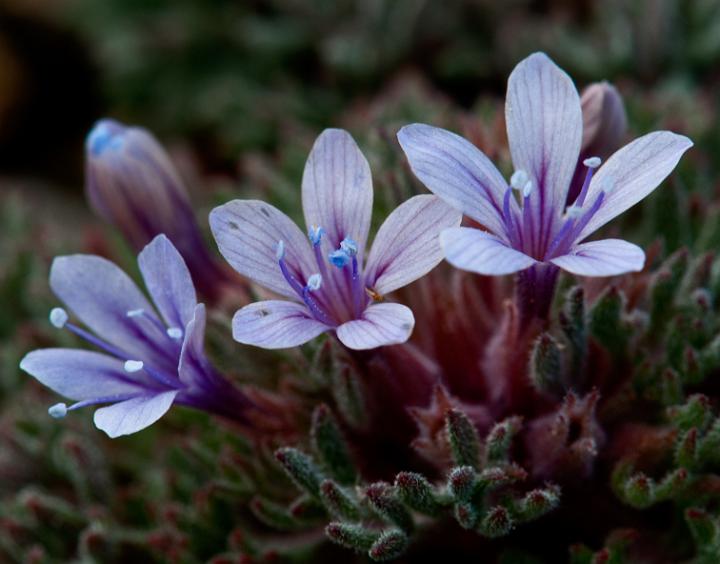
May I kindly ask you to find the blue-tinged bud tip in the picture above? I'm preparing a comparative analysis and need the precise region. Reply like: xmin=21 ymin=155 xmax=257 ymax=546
xmin=307 ymin=273 xmax=322 ymax=291
xmin=328 ymin=249 xmax=351 ymax=269
xmin=86 ymin=119 xmax=125 ymax=156
xmin=308 ymin=225 xmax=325 ymax=246
xmin=340 ymin=237 xmax=358 ymax=256
xmin=48 ymin=402 xmax=68 ymax=419
xmin=49 ymin=307 xmax=68 ymax=329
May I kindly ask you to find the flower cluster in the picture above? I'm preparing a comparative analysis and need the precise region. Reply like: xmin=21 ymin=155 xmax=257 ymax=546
xmin=15 ymin=51 xmax=698 ymax=562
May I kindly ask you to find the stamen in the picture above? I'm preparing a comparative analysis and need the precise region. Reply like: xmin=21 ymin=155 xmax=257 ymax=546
xmin=583 ymin=156 xmax=602 ymax=169
xmin=166 ymin=327 xmax=183 ymax=340
xmin=329 ymin=249 xmax=351 ymax=269
xmin=48 ymin=402 xmax=67 ymax=419
xmin=575 ymin=156 xmax=602 ymax=207
xmin=522 ymin=180 xmax=534 ymax=199
xmin=565 ymin=205 xmax=583 ymax=219
xmin=510 ymin=170 xmax=529 ymax=191
xmin=127 ymin=308 xmax=174 ymax=341
xmin=599 ymin=176 xmax=615 ymax=195
xmin=502 ymin=188 xmax=521 ymax=248
xmin=127 ymin=309 xmax=144 ymax=318
xmin=307 ymin=273 xmax=322 ymax=291
xmin=308 ymin=226 xmax=325 ymax=246
xmin=124 ymin=360 xmax=144 ymax=373
xmin=340 ymin=237 xmax=358 ymax=256
xmin=302 ymin=275 xmax=334 ymax=326
xmin=276 ymin=240 xmax=305 ymax=297
xmin=49 ymin=307 xmax=68 ymax=329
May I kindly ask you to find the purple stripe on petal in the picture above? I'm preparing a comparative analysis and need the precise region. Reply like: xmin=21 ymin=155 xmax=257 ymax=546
xmin=93 ymin=390 xmax=178 ymax=438
xmin=20 ymin=348 xmax=148 ymax=401
xmin=577 ymin=131 xmax=693 ymax=241
xmin=550 ymin=238 xmax=645 ymax=276
xmin=397 ymin=124 xmax=511 ymax=237
xmin=210 ymin=200 xmax=316 ymax=299
xmin=336 ymin=302 xmax=414 ymax=350
xmin=301 ymin=129 xmax=373 ymax=260
xmin=505 ymin=52 xmax=583 ymax=244
xmin=138 ymin=234 xmax=197 ymax=330
xmin=365 ymin=195 xmax=461 ymax=295
xmin=232 ymin=300 xmax=329 ymax=349
xmin=440 ymin=227 xmax=536 ymax=275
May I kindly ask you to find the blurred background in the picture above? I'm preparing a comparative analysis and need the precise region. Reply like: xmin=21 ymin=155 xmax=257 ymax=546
xmin=1 ymin=0 xmax=719 ymax=561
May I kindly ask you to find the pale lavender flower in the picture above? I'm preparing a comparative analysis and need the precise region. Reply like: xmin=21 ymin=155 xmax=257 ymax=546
xmin=20 ymin=235 xmax=250 ymax=438
xmin=210 ymin=129 xmax=461 ymax=350
xmin=85 ymin=119 xmax=232 ymax=300
xmin=397 ymin=52 xmax=692 ymax=315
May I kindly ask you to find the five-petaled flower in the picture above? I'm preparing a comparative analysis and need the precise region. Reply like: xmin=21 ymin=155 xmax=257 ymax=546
xmin=398 ymin=52 xmax=692 ymax=281
xmin=20 ymin=235 xmax=251 ymax=438
xmin=210 ymin=128 xmax=461 ymax=350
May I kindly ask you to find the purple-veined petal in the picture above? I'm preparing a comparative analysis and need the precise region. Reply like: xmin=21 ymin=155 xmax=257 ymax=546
xmin=365 ymin=195 xmax=462 ymax=295
xmin=20 ymin=348 xmax=147 ymax=400
xmin=138 ymin=234 xmax=197 ymax=330
xmin=178 ymin=303 xmax=210 ymax=386
xmin=397 ymin=123 xmax=511 ymax=237
xmin=550 ymin=238 xmax=645 ymax=276
xmin=577 ymin=131 xmax=694 ymax=241
xmin=301 ymin=129 xmax=373 ymax=259
xmin=336 ymin=302 xmax=415 ymax=350
xmin=210 ymin=200 xmax=316 ymax=299
xmin=50 ymin=255 xmax=170 ymax=367
xmin=505 ymin=52 xmax=582 ymax=233
xmin=94 ymin=390 xmax=178 ymax=438
xmin=441 ymin=227 xmax=536 ymax=275
xmin=232 ymin=300 xmax=329 ymax=349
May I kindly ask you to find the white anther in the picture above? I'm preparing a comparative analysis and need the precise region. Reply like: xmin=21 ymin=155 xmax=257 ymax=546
xmin=565 ymin=205 xmax=583 ymax=219
xmin=522 ymin=180 xmax=534 ymax=198
xmin=510 ymin=170 xmax=529 ymax=190
xmin=583 ymin=156 xmax=602 ymax=169
xmin=166 ymin=327 xmax=183 ymax=339
xmin=124 ymin=360 xmax=144 ymax=373
xmin=599 ymin=176 xmax=615 ymax=195
xmin=275 ymin=240 xmax=285 ymax=261
xmin=127 ymin=309 xmax=145 ymax=318
xmin=48 ymin=403 xmax=68 ymax=418
xmin=49 ymin=308 xmax=68 ymax=329
xmin=307 ymin=273 xmax=322 ymax=291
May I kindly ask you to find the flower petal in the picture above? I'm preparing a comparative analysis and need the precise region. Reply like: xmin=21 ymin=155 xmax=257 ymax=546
xmin=550 ymin=238 xmax=645 ymax=276
xmin=178 ymin=303 xmax=210 ymax=386
xmin=93 ymin=390 xmax=178 ymax=438
xmin=336 ymin=303 xmax=414 ymax=350
xmin=20 ymin=348 xmax=146 ymax=400
xmin=441 ymin=227 xmax=536 ymax=275
xmin=210 ymin=200 xmax=316 ymax=299
xmin=50 ymin=255 xmax=167 ymax=364
xmin=301 ymin=129 xmax=373 ymax=258
xmin=365 ymin=195 xmax=462 ymax=295
xmin=232 ymin=300 xmax=329 ymax=349
xmin=577 ymin=131 xmax=694 ymax=241
xmin=397 ymin=123 xmax=510 ymax=236
xmin=505 ymin=52 xmax=582 ymax=230
xmin=138 ymin=234 xmax=197 ymax=330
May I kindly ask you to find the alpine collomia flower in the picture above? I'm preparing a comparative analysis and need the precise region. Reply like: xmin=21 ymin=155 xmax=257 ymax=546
xmin=398 ymin=52 xmax=692 ymax=318
xmin=20 ymin=235 xmax=251 ymax=438
xmin=85 ymin=119 xmax=237 ymax=301
xmin=210 ymin=128 xmax=461 ymax=350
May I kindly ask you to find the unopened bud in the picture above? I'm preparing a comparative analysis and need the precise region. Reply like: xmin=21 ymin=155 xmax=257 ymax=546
xmin=580 ymin=82 xmax=627 ymax=158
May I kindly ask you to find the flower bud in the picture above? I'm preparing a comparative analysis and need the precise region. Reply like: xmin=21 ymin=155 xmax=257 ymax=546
xmin=84 ymin=118 xmax=233 ymax=300
xmin=580 ymin=82 xmax=627 ymax=158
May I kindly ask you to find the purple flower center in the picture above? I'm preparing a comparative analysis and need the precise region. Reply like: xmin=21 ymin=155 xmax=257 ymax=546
xmin=501 ymin=158 xmax=613 ymax=261
xmin=276 ymin=229 xmax=370 ymax=326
